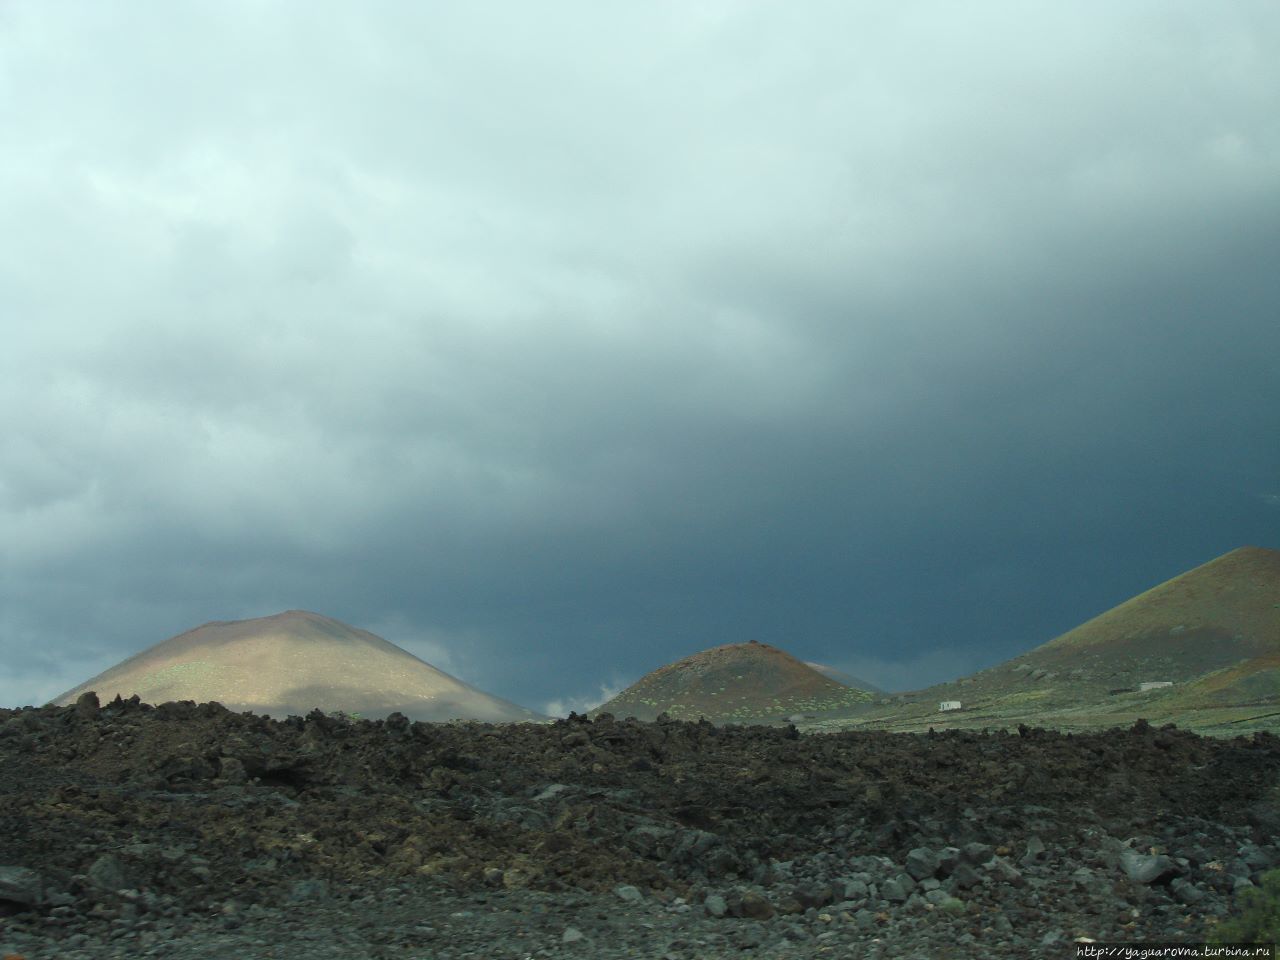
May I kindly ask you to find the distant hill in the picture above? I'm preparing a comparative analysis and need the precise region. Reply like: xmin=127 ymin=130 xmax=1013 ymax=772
xmin=51 ymin=610 xmax=544 ymax=723
xmin=969 ymin=544 xmax=1280 ymax=690
xmin=837 ymin=546 xmax=1280 ymax=734
xmin=596 ymin=640 xmax=875 ymax=723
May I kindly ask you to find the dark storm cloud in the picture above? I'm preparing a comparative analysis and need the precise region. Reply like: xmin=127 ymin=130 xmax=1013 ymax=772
xmin=2 ymin=2 xmax=1277 ymax=710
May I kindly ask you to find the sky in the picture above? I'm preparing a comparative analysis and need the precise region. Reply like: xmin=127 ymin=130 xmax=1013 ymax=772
xmin=2 ymin=2 xmax=1278 ymax=716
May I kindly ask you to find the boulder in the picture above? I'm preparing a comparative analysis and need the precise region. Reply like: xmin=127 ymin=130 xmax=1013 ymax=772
xmin=937 ymin=846 xmax=962 ymax=877
xmin=1120 ymin=849 xmax=1178 ymax=885
xmin=1021 ymin=835 xmax=1047 ymax=866
xmin=613 ymin=884 xmax=643 ymax=903
xmin=950 ymin=862 xmax=982 ymax=890
xmin=905 ymin=847 xmax=940 ymax=881
xmin=1171 ymin=878 xmax=1206 ymax=905
xmin=985 ymin=856 xmax=1025 ymax=888
xmin=840 ymin=877 xmax=870 ymax=901
xmin=86 ymin=854 xmax=129 ymax=892
xmin=961 ymin=842 xmax=994 ymax=864
xmin=75 ymin=691 xmax=100 ymax=718
xmin=881 ymin=877 xmax=911 ymax=903
xmin=704 ymin=894 xmax=728 ymax=918
xmin=0 ymin=866 xmax=42 ymax=908
xmin=736 ymin=890 xmax=775 ymax=920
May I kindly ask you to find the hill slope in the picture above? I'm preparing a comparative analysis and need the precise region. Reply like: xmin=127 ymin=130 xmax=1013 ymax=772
xmin=596 ymin=640 xmax=875 ymax=723
xmin=839 ymin=546 xmax=1280 ymax=734
xmin=806 ymin=662 xmax=884 ymax=694
xmin=51 ymin=610 xmax=543 ymax=723
xmin=977 ymin=544 xmax=1280 ymax=691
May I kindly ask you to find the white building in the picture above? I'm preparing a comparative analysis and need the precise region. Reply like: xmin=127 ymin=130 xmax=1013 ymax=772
xmin=1138 ymin=681 xmax=1173 ymax=692
xmin=938 ymin=700 xmax=962 ymax=711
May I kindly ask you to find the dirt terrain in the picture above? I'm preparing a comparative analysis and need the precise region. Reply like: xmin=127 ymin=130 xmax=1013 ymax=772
xmin=2 ymin=694 xmax=1278 ymax=959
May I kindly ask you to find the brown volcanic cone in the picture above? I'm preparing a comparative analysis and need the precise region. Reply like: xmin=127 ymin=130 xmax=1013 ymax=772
xmin=52 ymin=610 xmax=544 ymax=723
xmin=596 ymin=640 xmax=875 ymax=723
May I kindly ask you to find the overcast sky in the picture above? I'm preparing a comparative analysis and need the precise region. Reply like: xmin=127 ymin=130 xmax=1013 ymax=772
xmin=2 ymin=2 xmax=1277 ymax=715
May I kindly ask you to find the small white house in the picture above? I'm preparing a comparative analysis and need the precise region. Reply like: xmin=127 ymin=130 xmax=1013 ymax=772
xmin=939 ymin=700 xmax=962 ymax=712
xmin=1138 ymin=681 xmax=1173 ymax=692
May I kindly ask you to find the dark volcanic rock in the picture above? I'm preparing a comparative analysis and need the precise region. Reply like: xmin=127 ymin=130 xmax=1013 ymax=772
xmin=1120 ymin=849 xmax=1180 ymax=885
xmin=905 ymin=846 xmax=940 ymax=880
xmin=0 ymin=866 xmax=43 ymax=908
xmin=0 ymin=700 xmax=1277 ymax=959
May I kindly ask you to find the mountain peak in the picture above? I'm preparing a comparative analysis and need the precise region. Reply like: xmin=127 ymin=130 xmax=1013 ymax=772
xmin=598 ymin=640 xmax=875 ymax=723
xmin=52 ymin=612 xmax=543 ymax=723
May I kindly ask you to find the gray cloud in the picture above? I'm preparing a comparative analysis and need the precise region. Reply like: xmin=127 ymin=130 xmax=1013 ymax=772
xmin=2 ymin=2 xmax=1277 ymax=709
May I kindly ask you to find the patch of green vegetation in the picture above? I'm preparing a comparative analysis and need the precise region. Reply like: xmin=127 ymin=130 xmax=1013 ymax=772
xmin=326 ymin=710 xmax=364 ymax=724
xmin=1213 ymin=869 xmax=1280 ymax=944
xmin=991 ymin=689 xmax=1052 ymax=707
xmin=783 ymin=690 xmax=873 ymax=713
xmin=1155 ymin=658 xmax=1280 ymax=712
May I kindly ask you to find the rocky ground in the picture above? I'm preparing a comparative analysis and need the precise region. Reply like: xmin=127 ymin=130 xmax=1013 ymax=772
xmin=2 ymin=694 xmax=1278 ymax=959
